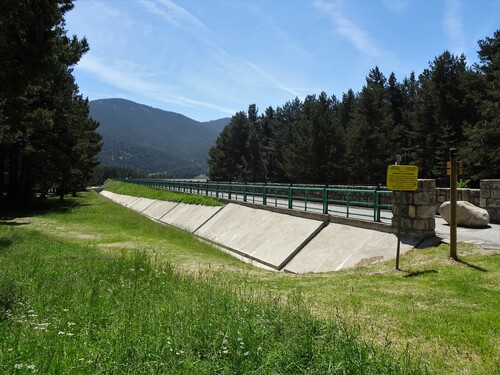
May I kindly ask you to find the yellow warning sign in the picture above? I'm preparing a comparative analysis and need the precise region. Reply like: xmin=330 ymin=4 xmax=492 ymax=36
xmin=387 ymin=165 xmax=418 ymax=191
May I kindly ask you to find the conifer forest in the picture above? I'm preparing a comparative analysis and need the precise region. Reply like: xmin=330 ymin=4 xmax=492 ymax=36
xmin=208 ymin=30 xmax=500 ymax=188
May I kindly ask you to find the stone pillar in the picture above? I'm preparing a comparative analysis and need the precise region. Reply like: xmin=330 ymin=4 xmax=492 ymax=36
xmin=392 ymin=179 xmax=436 ymax=239
xmin=480 ymin=179 xmax=500 ymax=223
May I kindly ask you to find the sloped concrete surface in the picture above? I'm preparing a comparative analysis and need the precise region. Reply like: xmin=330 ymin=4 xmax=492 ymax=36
xmin=283 ymin=223 xmax=419 ymax=273
xmin=159 ymin=203 xmax=224 ymax=233
xmin=195 ymin=203 xmax=325 ymax=269
xmin=129 ymin=197 xmax=157 ymax=213
xmin=142 ymin=200 xmax=179 ymax=220
xmin=99 ymin=191 xmax=423 ymax=273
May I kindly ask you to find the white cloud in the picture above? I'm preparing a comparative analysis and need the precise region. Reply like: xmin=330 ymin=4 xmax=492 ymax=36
xmin=138 ymin=0 xmax=208 ymax=33
xmin=77 ymin=55 xmax=237 ymax=115
xmin=176 ymin=96 xmax=238 ymax=115
xmin=314 ymin=0 xmax=381 ymax=58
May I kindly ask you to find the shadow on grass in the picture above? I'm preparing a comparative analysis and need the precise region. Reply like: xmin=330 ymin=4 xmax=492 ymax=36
xmin=0 ymin=221 xmax=28 ymax=227
xmin=403 ymin=269 xmax=438 ymax=278
xmin=455 ymin=258 xmax=488 ymax=272
xmin=0 ymin=238 xmax=13 ymax=248
xmin=1 ymin=196 xmax=88 ymax=221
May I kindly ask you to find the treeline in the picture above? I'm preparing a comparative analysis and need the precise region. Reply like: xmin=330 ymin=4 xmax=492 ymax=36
xmin=90 ymin=165 xmax=144 ymax=186
xmin=0 ymin=0 xmax=101 ymax=206
xmin=208 ymin=30 xmax=499 ymax=187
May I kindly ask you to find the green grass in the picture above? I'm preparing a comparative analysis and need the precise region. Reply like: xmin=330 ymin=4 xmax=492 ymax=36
xmin=0 ymin=212 xmax=416 ymax=373
xmin=103 ymin=180 xmax=223 ymax=206
xmin=1 ymin=191 xmax=499 ymax=374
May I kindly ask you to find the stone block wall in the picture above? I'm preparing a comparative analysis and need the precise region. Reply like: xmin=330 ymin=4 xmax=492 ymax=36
xmin=435 ymin=180 xmax=499 ymax=223
xmin=435 ymin=188 xmax=480 ymax=213
xmin=392 ymin=179 xmax=436 ymax=239
xmin=480 ymin=180 xmax=500 ymax=223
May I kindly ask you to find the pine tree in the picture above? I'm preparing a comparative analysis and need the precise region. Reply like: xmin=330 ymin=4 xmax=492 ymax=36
xmin=463 ymin=30 xmax=500 ymax=180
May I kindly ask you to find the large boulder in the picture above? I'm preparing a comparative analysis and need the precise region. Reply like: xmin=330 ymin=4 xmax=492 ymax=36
xmin=439 ymin=201 xmax=489 ymax=227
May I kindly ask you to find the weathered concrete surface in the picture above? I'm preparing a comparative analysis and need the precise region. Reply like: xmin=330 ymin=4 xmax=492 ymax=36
xmin=283 ymin=223 xmax=419 ymax=273
xmin=99 ymin=190 xmax=115 ymax=200
xmin=142 ymin=200 xmax=179 ymax=220
xmin=435 ymin=216 xmax=500 ymax=250
xmin=129 ymin=197 xmax=157 ymax=213
xmin=110 ymin=193 xmax=141 ymax=207
xmin=159 ymin=204 xmax=224 ymax=233
xmin=99 ymin=191 xmax=426 ymax=272
xmin=195 ymin=203 xmax=325 ymax=270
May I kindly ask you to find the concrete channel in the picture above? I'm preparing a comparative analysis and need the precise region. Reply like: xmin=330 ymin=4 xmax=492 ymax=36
xmin=100 ymin=190 xmax=420 ymax=273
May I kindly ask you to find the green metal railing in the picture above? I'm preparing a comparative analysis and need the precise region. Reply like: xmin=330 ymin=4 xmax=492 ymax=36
xmin=120 ymin=179 xmax=393 ymax=222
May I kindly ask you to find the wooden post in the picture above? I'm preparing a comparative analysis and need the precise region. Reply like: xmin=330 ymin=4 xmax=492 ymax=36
xmin=450 ymin=148 xmax=458 ymax=260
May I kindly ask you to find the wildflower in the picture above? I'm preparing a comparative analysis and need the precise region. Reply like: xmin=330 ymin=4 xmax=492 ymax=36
xmin=58 ymin=331 xmax=66 ymax=335
xmin=34 ymin=322 xmax=50 ymax=330
xmin=14 ymin=364 xmax=23 ymax=369
xmin=244 ymin=352 xmax=249 ymax=356
xmin=67 ymin=322 xmax=76 ymax=326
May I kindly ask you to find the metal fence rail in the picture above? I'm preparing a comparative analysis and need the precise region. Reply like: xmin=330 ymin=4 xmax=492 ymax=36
xmin=120 ymin=179 xmax=393 ymax=222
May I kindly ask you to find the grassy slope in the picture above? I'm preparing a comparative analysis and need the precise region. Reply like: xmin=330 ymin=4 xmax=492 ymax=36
xmin=103 ymin=180 xmax=223 ymax=206
xmin=2 ymin=190 xmax=499 ymax=374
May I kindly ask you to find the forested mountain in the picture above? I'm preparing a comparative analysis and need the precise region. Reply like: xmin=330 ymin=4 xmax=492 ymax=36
xmin=90 ymin=99 xmax=229 ymax=178
xmin=208 ymin=30 xmax=500 ymax=188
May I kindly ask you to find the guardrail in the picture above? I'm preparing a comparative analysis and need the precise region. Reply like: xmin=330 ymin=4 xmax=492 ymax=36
xmin=120 ymin=179 xmax=393 ymax=222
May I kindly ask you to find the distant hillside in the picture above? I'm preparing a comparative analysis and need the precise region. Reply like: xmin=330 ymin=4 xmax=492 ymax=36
xmin=89 ymin=99 xmax=230 ymax=178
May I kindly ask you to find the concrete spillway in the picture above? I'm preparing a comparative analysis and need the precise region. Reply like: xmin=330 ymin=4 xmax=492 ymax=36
xmin=100 ymin=190 xmax=419 ymax=273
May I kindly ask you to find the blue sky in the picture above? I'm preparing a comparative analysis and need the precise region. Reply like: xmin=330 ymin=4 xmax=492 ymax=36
xmin=65 ymin=0 xmax=500 ymax=122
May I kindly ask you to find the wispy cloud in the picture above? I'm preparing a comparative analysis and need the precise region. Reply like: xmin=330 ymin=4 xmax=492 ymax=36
xmin=214 ymin=48 xmax=301 ymax=97
xmin=139 ymin=0 xmax=300 ymax=100
xmin=381 ymin=0 xmax=412 ymax=14
xmin=138 ymin=0 xmax=208 ymax=33
xmin=176 ymin=96 xmax=238 ymax=115
xmin=77 ymin=55 xmax=236 ymax=115
xmin=442 ymin=0 xmax=466 ymax=55
xmin=314 ymin=0 xmax=381 ymax=57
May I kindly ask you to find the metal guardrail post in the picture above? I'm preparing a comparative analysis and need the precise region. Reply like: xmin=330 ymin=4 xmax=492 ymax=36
xmin=322 ymin=187 xmax=328 ymax=214
xmin=346 ymin=192 xmax=350 ymax=218
xmin=121 ymin=180 xmax=393 ymax=223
